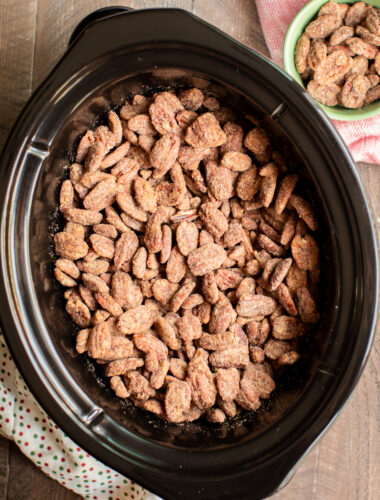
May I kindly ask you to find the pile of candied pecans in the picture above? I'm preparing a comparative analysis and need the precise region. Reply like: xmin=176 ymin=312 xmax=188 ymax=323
xmin=295 ymin=1 xmax=380 ymax=108
xmin=54 ymin=86 xmax=321 ymax=424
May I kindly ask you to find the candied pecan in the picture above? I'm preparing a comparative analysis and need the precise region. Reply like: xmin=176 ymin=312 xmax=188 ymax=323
xmin=87 ymin=322 xmax=112 ymax=358
xmin=307 ymin=81 xmax=341 ymax=106
xmin=289 ymin=194 xmax=318 ymax=231
xmin=94 ymin=292 xmax=123 ymax=317
xmin=185 ymin=112 xmax=226 ymax=148
xmin=114 ymin=230 xmax=139 ymax=269
xmin=236 ymin=294 xmax=277 ymax=317
xmin=76 ymin=130 xmax=95 ymax=163
xmin=127 ymin=114 xmax=156 ymax=135
xmin=59 ymin=179 xmax=74 ymax=211
xmin=94 ymin=125 xmax=116 ymax=152
xmin=150 ymin=133 xmax=181 ymax=179
xmin=76 ymin=328 xmax=90 ymax=354
xmin=314 ymin=50 xmax=352 ymax=85
xmin=199 ymin=202 xmax=229 ymax=239
xmin=236 ymin=166 xmax=260 ymax=201
xmin=158 ymin=224 xmax=172 ymax=264
xmin=55 ymin=258 xmax=80 ymax=279
xmin=277 ymin=283 xmax=298 ymax=316
xmin=272 ymin=316 xmax=305 ymax=340
xmin=345 ymin=2 xmax=368 ymax=26
xmin=295 ymin=33 xmax=311 ymax=73
xmin=116 ymin=192 xmax=148 ymax=222
xmin=85 ymin=142 xmax=107 ymax=172
xmin=177 ymin=314 xmax=202 ymax=342
xmin=246 ymin=318 xmax=270 ymax=345
xmin=221 ymin=151 xmax=252 ymax=172
xmin=165 ymin=380 xmax=192 ymax=422
xmin=268 ymin=258 xmax=292 ymax=291
xmin=187 ymin=350 xmax=217 ymax=410
xmin=79 ymin=285 xmax=97 ymax=311
xmin=176 ymin=221 xmax=199 ymax=256
xmin=205 ymin=161 xmax=233 ymax=201
xmin=291 ymin=234 xmax=319 ymax=271
xmin=193 ymin=301 xmax=211 ymax=324
xmin=249 ymin=346 xmax=265 ymax=363
xmin=169 ymin=358 xmax=188 ymax=380
xmin=244 ymin=128 xmax=270 ymax=156
xmin=93 ymin=224 xmax=118 ymax=239
xmin=100 ymin=142 xmax=131 ymax=170
xmin=149 ymin=91 xmax=183 ymax=135
xmin=331 ymin=26 xmax=354 ymax=46
xmin=110 ymin=376 xmax=130 ymax=398
xmin=77 ymin=259 xmax=109 ymax=275
xmin=118 ymin=305 xmax=158 ymax=334
xmin=366 ymin=6 xmax=380 ymax=35
xmin=134 ymin=332 xmax=168 ymax=364
xmin=242 ymin=365 xmax=275 ymax=399
xmin=170 ymin=281 xmax=195 ymax=312
xmin=91 ymin=309 xmax=110 ymax=325
xmin=305 ymin=14 xmax=340 ymax=39
xmin=187 ymin=243 xmax=227 ymax=276
xmin=54 ymin=268 xmax=76 ymax=287
xmin=155 ymin=317 xmax=181 ymax=350
xmin=278 ymin=351 xmax=301 ymax=366
xmin=89 ymin=234 xmax=115 ymax=259
xmin=215 ymin=268 xmax=243 ymax=290
xmin=133 ymin=177 xmax=157 ymax=213
xmin=346 ymin=37 xmax=378 ymax=59
xmin=166 ymin=246 xmax=187 ymax=283
xmin=264 ymin=339 xmax=291 ymax=360
xmin=144 ymin=212 xmax=162 ymax=254
xmin=64 ymin=208 xmax=103 ymax=226
xmin=209 ymin=296 xmax=236 ymax=334
xmin=296 ymin=287 xmax=320 ymax=323
xmin=179 ymin=88 xmax=204 ymax=110
xmin=365 ymin=84 xmax=380 ymax=104
xmin=339 ymin=75 xmax=371 ymax=108
xmin=206 ymin=408 xmax=226 ymax=423
xmin=151 ymin=359 xmax=170 ymax=390
xmin=215 ymin=368 xmax=240 ymax=402
xmin=209 ymin=344 xmax=249 ymax=370
xmin=199 ymin=327 xmax=245 ymax=351
xmin=54 ymin=232 xmax=88 ymax=260
xmin=105 ymin=358 xmax=144 ymax=377
xmin=125 ymin=371 xmax=155 ymax=401
xmin=82 ymin=273 xmax=109 ymax=294
xmin=176 ymin=110 xmax=197 ymax=129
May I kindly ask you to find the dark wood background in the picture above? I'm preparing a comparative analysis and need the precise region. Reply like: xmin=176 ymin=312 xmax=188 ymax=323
xmin=0 ymin=1 xmax=379 ymax=498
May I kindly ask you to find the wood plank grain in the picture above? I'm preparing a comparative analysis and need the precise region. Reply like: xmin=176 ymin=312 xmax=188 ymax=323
xmin=192 ymin=0 xmax=270 ymax=57
xmin=7 ymin=442 xmax=79 ymax=500
xmin=0 ymin=437 xmax=9 ymax=499
xmin=32 ymin=0 xmax=193 ymax=90
xmin=0 ymin=0 xmax=38 ymax=150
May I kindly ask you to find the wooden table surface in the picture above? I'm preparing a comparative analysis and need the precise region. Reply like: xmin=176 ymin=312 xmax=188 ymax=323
xmin=0 ymin=1 xmax=379 ymax=499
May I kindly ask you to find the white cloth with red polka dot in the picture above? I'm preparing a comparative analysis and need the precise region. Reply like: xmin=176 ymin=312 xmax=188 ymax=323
xmin=0 ymin=332 xmax=161 ymax=500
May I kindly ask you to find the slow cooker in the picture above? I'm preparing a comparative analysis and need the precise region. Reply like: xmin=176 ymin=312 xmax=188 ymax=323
xmin=0 ymin=7 xmax=378 ymax=500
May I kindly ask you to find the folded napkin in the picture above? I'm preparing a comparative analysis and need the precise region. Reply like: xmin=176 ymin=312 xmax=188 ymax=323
xmin=0 ymin=331 xmax=159 ymax=500
xmin=256 ymin=0 xmax=380 ymax=164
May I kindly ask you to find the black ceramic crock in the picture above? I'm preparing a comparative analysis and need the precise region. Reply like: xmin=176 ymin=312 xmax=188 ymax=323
xmin=0 ymin=7 xmax=378 ymax=500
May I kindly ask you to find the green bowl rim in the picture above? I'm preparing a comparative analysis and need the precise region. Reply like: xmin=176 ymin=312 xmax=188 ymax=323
xmin=283 ymin=0 xmax=380 ymax=121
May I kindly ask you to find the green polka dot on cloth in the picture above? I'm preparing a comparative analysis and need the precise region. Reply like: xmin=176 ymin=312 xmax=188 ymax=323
xmin=0 ymin=331 xmax=159 ymax=500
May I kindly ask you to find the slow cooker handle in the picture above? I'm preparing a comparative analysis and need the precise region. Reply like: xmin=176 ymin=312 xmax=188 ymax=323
xmin=68 ymin=6 xmax=134 ymax=48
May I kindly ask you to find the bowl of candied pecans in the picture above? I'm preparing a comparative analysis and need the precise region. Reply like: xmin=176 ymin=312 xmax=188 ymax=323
xmin=0 ymin=6 xmax=378 ymax=500
xmin=283 ymin=0 xmax=380 ymax=120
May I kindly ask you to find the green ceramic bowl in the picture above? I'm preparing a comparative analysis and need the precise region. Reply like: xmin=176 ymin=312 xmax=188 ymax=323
xmin=283 ymin=0 xmax=380 ymax=121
